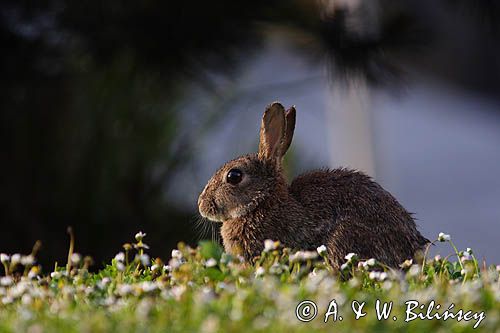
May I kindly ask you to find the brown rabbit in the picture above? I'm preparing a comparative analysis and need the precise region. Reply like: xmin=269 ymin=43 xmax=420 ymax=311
xmin=198 ymin=102 xmax=429 ymax=269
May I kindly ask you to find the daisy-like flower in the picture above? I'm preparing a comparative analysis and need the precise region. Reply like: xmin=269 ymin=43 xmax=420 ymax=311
xmin=171 ymin=249 xmax=183 ymax=259
xmin=135 ymin=231 xmax=146 ymax=242
xmin=0 ymin=276 xmax=13 ymax=287
xmin=168 ymin=258 xmax=181 ymax=270
xmin=461 ymin=252 xmax=472 ymax=262
xmin=70 ymin=253 xmax=81 ymax=265
xmin=344 ymin=253 xmax=357 ymax=263
xmin=289 ymin=251 xmax=304 ymax=263
xmin=11 ymin=254 xmax=21 ymax=265
xmin=117 ymin=284 xmax=133 ymax=296
xmin=114 ymin=252 xmax=125 ymax=262
xmin=366 ymin=258 xmax=376 ymax=267
xmin=255 ymin=267 xmax=266 ymax=277
xmin=139 ymin=254 xmax=150 ymax=266
xmin=141 ymin=281 xmax=158 ymax=293
xmin=263 ymin=239 xmax=279 ymax=252
xmin=369 ymin=271 xmax=380 ymax=280
xmin=303 ymin=251 xmax=318 ymax=260
xmin=438 ymin=232 xmax=451 ymax=242
xmin=28 ymin=266 xmax=40 ymax=279
xmin=1 ymin=296 xmax=13 ymax=305
xmin=408 ymin=264 xmax=420 ymax=277
xmin=0 ymin=254 xmax=9 ymax=264
xmin=316 ymin=245 xmax=327 ymax=256
xmin=205 ymin=258 xmax=217 ymax=268
xmin=116 ymin=262 xmax=126 ymax=272
xmin=21 ymin=255 xmax=35 ymax=266
xmin=399 ymin=259 xmax=413 ymax=269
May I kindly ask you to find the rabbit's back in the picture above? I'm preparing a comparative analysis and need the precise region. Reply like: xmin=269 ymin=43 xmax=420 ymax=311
xmin=290 ymin=168 xmax=428 ymax=268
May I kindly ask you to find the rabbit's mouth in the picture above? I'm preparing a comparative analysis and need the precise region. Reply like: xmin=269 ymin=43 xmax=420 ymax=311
xmin=199 ymin=198 xmax=260 ymax=223
xmin=198 ymin=198 xmax=225 ymax=223
xmin=200 ymin=211 xmax=225 ymax=223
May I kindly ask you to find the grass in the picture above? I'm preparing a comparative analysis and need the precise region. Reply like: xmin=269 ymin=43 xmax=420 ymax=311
xmin=0 ymin=230 xmax=499 ymax=333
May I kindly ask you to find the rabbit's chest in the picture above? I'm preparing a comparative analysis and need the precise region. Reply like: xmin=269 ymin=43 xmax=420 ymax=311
xmin=220 ymin=219 xmax=267 ymax=260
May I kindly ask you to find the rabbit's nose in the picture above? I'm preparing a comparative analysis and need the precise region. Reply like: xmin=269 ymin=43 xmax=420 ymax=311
xmin=199 ymin=183 xmax=209 ymax=198
xmin=198 ymin=184 xmax=212 ymax=209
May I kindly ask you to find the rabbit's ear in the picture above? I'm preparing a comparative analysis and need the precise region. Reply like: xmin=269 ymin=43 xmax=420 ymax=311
xmin=281 ymin=106 xmax=296 ymax=157
xmin=258 ymin=102 xmax=286 ymax=164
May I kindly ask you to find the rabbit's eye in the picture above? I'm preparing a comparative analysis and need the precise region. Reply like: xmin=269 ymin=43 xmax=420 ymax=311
xmin=226 ymin=169 xmax=243 ymax=185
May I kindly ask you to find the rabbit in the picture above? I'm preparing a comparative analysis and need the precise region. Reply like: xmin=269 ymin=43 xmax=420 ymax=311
xmin=198 ymin=102 xmax=429 ymax=270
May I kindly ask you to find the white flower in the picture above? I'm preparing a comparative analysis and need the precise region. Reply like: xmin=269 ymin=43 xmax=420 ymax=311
xmin=438 ymin=232 xmax=451 ymax=242
xmin=27 ymin=268 xmax=38 ymax=280
xmin=205 ymin=258 xmax=217 ymax=268
xmin=369 ymin=271 xmax=380 ymax=280
xmin=340 ymin=263 xmax=349 ymax=271
xmin=461 ymin=252 xmax=472 ymax=262
xmin=408 ymin=264 xmax=420 ymax=277
xmin=460 ymin=269 xmax=467 ymax=276
xmin=97 ymin=277 xmax=111 ymax=289
xmin=168 ymin=258 xmax=181 ymax=270
xmin=0 ymin=276 xmax=13 ymax=286
xmin=20 ymin=255 xmax=35 ymax=266
xmin=400 ymin=259 xmax=413 ymax=269
xmin=114 ymin=252 xmax=125 ymax=262
xmin=1 ymin=296 xmax=13 ymax=305
xmin=289 ymin=251 xmax=303 ymax=262
xmin=141 ymin=281 xmax=158 ymax=293
xmin=466 ymin=247 xmax=473 ymax=254
xmin=366 ymin=258 xmax=376 ymax=267
xmin=496 ymin=265 xmax=500 ymax=272
xmin=117 ymin=284 xmax=133 ymax=296
xmin=255 ymin=267 xmax=265 ymax=277
xmin=50 ymin=272 xmax=62 ymax=279
xmin=170 ymin=285 xmax=186 ymax=300
xmin=263 ymin=239 xmax=279 ymax=252
xmin=434 ymin=255 xmax=442 ymax=262
xmin=303 ymin=251 xmax=318 ymax=260
xmin=316 ymin=245 xmax=327 ymax=256
xmin=171 ymin=249 xmax=183 ymax=259
xmin=11 ymin=254 xmax=21 ymax=265
xmin=344 ymin=253 xmax=357 ymax=262
xmin=379 ymin=272 xmax=388 ymax=281
xmin=0 ymin=254 xmax=9 ymax=264
xmin=139 ymin=254 xmax=150 ymax=266
xmin=151 ymin=264 xmax=159 ymax=271
xmin=70 ymin=253 xmax=81 ymax=265
xmin=21 ymin=294 xmax=32 ymax=305
xmin=135 ymin=231 xmax=146 ymax=241
xmin=116 ymin=262 xmax=125 ymax=272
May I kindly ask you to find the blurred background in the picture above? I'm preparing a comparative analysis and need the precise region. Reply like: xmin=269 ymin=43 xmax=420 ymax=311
xmin=1 ymin=0 xmax=499 ymax=268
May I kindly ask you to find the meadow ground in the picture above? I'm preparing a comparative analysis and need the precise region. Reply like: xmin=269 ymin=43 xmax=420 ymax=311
xmin=0 ymin=231 xmax=499 ymax=332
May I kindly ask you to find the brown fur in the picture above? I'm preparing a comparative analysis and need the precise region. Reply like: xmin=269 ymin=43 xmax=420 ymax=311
xmin=198 ymin=102 xmax=429 ymax=269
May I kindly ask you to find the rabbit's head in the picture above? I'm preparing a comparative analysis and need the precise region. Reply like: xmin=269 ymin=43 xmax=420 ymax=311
xmin=198 ymin=102 xmax=296 ymax=223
